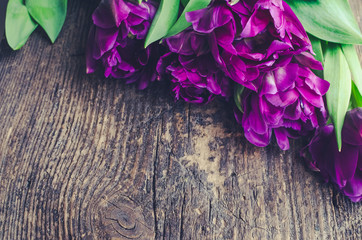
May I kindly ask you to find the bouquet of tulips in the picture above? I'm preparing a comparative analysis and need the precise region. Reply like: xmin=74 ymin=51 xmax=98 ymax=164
xmin=2 ymin=0 xmax=362 ymax=202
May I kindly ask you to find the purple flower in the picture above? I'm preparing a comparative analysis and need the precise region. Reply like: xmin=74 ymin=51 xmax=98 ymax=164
xmin=86 ymin=0 xmax=161 ymax=90
xmin=221 ymin=0 xmax=313 ymax=90
xmin=159 ymin=27 xmax=232 ymax=104
xmin=181 ymin=0 xmax=318 ymax=97
xmin=185 ymin=1 xmax=238 ymax=64
xmin=304 ymin=108 xmax=362 ymax=202
xmin=234 ymin=55 xmax=330 ymax=150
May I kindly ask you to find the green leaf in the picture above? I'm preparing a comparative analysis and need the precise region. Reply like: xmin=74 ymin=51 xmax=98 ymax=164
xmin=144 ymin=0 xmax=180 ymax=48
xmin=308 ymin=34 xmax=324 ymax=78
xmin=166 ymin=0 xmax=211 ymax=38
xmin=324 ymin=43 xmax=352 ymax=151
xmin=138 ymin=0 xmax=142 ymax=4
xmin=351 ymin=81 xmax=362 ymax=108
xmin=308 ymin=34 xmax=324 ymax=64
xmin=228 ymin=0 xmax=240 ymax=5
xmin=341 ymin=44 xmax=362 ymax=96
xmin=5 ymin=0 xmax=38 ymax=50
xmin=284 ymin=0 xmax=362 ymax=44
xmin=234 ymin=84 xmax=245 ymax=113
xmin=25 ymin=0 xmax=67 ymax=43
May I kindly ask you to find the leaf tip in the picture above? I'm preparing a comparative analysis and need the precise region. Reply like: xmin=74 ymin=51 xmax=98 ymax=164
xmin=144 ymin=40 xmax=150 ymax=49
xmin=338 ymin=142 xmax=342 ymax=152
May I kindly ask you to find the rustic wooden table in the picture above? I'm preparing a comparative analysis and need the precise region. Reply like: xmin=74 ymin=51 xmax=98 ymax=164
xmin=0 ymin=1 xmax=361 ymax=239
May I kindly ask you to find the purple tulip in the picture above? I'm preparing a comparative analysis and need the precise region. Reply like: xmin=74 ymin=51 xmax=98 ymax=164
xmin=86 ymin=0 xmax=161 ymax=90
xmin=234 ymin=55 xmax=330 ymax=150
xmin=158 ymin=28 xmax=232 ymax=104
xmin=176 ymin=0 xmax=316 ymax=99
xmin=304 ymin=108 xmax=362 ymax=202
xmin=221 ymin=0 xmax=313 ymax=91
xmin=185 ymin=1 xmax=238 ymax=66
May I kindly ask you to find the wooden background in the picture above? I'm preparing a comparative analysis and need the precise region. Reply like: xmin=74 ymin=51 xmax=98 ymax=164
xmin=0 ymin=1 xmax=361 ymax=239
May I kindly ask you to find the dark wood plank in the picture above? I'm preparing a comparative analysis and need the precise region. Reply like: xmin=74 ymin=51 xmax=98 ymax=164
xmin=0 ymin=0 xmax=361 ymax=239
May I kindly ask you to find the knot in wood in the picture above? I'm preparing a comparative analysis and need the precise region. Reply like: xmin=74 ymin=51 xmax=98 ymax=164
xmin=95 ymin=195 xmax=154 ymax=240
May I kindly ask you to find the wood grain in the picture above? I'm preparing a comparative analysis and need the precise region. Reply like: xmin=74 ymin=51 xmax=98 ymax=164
xmin=0 ymin=0 xmax=361 ymax=239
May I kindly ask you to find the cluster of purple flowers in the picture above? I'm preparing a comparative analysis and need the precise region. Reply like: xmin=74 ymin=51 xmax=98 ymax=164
xmin=86 ymin=0 xmax=329 ymax=150
xmin=221 ymin=0 xmax=329 ymax=151
xmin=86 ymin=0 xmax=161 ymax=90
xmin=86 ymin=0 xmax=361 ymax=201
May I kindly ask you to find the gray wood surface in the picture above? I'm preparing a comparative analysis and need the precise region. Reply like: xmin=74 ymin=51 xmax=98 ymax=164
xmin=0 ymin=0 xmax=361 ymax=239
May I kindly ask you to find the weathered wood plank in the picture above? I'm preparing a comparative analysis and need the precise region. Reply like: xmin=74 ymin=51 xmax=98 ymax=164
xmin=0 ymin=0 xmax=361 ymax=239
